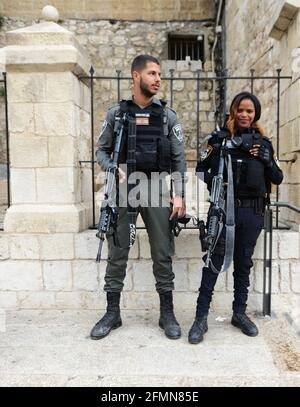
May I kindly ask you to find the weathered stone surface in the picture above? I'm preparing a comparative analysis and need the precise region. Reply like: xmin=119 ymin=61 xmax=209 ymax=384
xmin=268 ymin=1 xmax=299 ymax=40
xmin=43 ymin=261 xmax=72 ymax=291
xmin=279 ymin=261 xmax=291 ymax=293
xmin=253 ymin=230 xmax=278 ymax=260
xmin=10 ymin=134 xmax=48 ymax=168
xmin=17 ymin=291 xmax=56 ymax=309
xmin=55 ymin=291 xmax=82 ymax=309
xmin=0 ymin=261 xmax=42 ymax=290
xmin=36 ymin=168 xmax=80 ymax=204
xmin=138 ymin=231 xmax=151 ymax=259
xmin=0 ymin=292 xmax=17 ymax=308
xmin=254 ymin=261 xmax=279 ymax=294
xmin=7 ymin=72 xmax=46 ymax=103
xmin=187 ymin=259 xmax=203 ymax=291
xmin=1 ymin=0 xmax=215 ymax=21
xmin=40 ymin=234 xmax=74 ymax=260
xmin=173 ymin=261 xmax=188 ymax=291
xmin=174 ymin=229 xmax=202 ymax=258
xmin=8 ymin=103 xmax=34 ymax=134
xmin=132 ymin=261 xmax=155 ymax=292
xmin=35 ymin=103 xmax=78 ymax=137
xmin=10 ymin=169 xmax=36 ymax=204
xmin=0 ymin=235 xmax=9 ymax=260
xmin=4 ymin=204 xmax=88 ymax=233
xmin=48 ymin=136 xmax=75 ymax=167
xmin=279 ymin=231 xmax=299 ymax=259
xmin=74 ymin=230 xmax=108 ymax=260
xmin=225 ymin=0 xmax=300 ymax=228
xmin=291 ymin=262 xmax=300 ymax=292
xmin=72 ymin=260 xmax=98 ymax=291
xmin=10 ymin=235 xmax=40 ymax=260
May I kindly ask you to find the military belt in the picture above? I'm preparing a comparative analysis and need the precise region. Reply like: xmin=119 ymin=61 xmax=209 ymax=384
xmin=235 ymin=197 xmax=264 ymax=208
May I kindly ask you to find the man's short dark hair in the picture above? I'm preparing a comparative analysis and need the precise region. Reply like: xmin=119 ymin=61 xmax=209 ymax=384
xmin=131 ymin=55 xmax=160 ymax=74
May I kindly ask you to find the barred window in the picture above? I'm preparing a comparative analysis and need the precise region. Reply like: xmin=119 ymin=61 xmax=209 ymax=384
xmin=168 ymin=34 xmax=204 ymax=61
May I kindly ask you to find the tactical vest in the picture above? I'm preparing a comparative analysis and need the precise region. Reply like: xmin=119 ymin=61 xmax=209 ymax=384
xmin=115 ymin=100 xmax=171 ymax=174
xmin=210 ymin=130 xmax=268 ymax=198
xmin=226 ymin=141 xmax=267 ymax=198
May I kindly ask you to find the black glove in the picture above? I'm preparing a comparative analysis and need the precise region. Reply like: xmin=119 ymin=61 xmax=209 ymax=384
xmin=257 ymin=145 xmax=272 ymax=167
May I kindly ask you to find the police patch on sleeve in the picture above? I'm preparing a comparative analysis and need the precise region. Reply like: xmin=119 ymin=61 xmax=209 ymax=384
xmin=200 ymin=145 xmax=213 ymax=161
xmin=99 ymin=120 xmax=108 ymax=138
xmin=172 ymin=124 xmax=184 ymax=143
xmin=273 ymin=153 xmax=281 ymax=169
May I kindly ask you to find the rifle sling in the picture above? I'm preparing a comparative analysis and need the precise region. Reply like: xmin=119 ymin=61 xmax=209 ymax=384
xmin=220 ymin=153 xmax=235 ymax=273
xmin=209 ymin=150 xmax=235 ymax=274
xmin=126 ymin=116 xmax=138 ymax=247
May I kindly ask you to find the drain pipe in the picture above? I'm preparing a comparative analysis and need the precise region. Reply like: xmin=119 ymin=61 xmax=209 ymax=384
xmin=211 ymin=0 xmax=224 ymax=118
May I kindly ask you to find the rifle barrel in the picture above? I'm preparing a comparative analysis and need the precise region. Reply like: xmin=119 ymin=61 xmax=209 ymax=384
xmin=96 ymin=238 xmax=104 ymax=263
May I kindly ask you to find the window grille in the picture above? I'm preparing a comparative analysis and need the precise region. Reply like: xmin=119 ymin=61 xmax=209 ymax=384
xmin=168 ymin=34 xmax=204 ymax=61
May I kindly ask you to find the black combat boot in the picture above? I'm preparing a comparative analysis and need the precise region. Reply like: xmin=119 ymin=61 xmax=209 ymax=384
xmin=188 ymin=316 xmax=208 ymax=344
xmin=159 ymin=291 xmax=181 ymax=339
xmin=231 ymin=312 xmax=258 ymax=337
xmin=90 ymin=292 xmax=122 ymax=340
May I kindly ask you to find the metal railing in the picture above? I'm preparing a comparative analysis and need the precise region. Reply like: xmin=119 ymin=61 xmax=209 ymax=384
xmin=263 ymin=201 xmax=300 ymax=317
xmin=0 ymin=73 xmax=10 ymax=230
xmin=78 ymin=67 xmax=293 ymax=229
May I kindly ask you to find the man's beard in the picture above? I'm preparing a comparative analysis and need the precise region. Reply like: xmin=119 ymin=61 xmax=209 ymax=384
xmin=140 ymin=77 xmax=156 ymax=98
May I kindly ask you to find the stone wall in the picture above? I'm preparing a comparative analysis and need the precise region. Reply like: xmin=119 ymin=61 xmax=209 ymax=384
xmin=0 ymin=228 xmax=299 ymax=310
xmin=0 ymin=0 xmax=215 ymax=21
xmin=0 ymin=231 xmax=300 ymax=309
xmin=0 ymin=81 xmax=7 ymax=225
xmin=0 ymin=17 xmax=218 ymax=170
xmin=225 ymin=0 xmax=300 ymax=230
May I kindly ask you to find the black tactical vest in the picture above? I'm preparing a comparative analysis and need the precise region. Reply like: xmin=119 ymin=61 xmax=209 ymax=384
xmin=210 ymin=130 xmax=268 ymax=198
xmin=227 ymin=145 xmax=267 ymax=198
xmin=116 ymin=100 xmax=171 ymax=174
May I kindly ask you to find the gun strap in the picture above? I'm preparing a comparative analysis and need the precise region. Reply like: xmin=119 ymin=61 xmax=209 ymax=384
xmin=111 ymin=114 xmax=126 ymax=249
xmin=209 ymin=151 xmax=235 ymax=274
xmin=220 ymin=153 xmax=235 ymax=272
xmin=126 ymin=116 xmax=138 ymax=247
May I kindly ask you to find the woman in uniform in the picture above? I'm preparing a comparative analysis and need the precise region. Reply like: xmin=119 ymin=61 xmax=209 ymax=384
xmin=188 ymin=92 xmax=283 ymax=344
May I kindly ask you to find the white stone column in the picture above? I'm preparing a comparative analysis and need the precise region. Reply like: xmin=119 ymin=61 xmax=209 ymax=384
xmin=3 ymin=21 xmax=92 ymax=233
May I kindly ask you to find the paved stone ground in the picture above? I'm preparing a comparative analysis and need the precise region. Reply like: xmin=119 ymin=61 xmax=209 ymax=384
xmin=0 ymin=309 xmax=300 ymax=387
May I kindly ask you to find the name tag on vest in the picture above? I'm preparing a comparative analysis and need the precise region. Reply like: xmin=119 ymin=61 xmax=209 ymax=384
xmin=135 ymin=113 xmax=150 ymax=126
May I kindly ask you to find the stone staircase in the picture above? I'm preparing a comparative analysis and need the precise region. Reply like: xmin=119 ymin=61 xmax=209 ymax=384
xmin=0 ymin=171 xmax=299 ymax=311
xmin=0 ymin=220 xmax=299 ymax=311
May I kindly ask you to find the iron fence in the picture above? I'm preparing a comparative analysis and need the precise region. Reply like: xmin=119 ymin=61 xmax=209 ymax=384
xmin=0 ymin=69 xmax=295 ymax=231
xmin=0 ymin=73 xmax=10 ymax=230
xmin=78 ymin=67 xmax=293 ymax=230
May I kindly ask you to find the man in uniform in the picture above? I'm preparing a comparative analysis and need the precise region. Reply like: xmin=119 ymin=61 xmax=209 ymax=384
xmin=90 ymin=55 xmax=186 ymax=340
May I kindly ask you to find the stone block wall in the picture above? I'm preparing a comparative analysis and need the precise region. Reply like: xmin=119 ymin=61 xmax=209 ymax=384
xmin=0 ymin=228 xmax=299 ymax=310
xmin=0 ymin=0 xmax=215 ymax=21
xmin=225 ymin=0 xmax=300 ymax=230
xmin=0 ymin=17 xmax=217 ymax=170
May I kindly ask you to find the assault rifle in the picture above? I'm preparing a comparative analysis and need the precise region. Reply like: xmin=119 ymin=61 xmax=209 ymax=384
xmin=199 ymin=137 xmax=234 ymax=273
xmin=95 ymin=113 xmax=126 ymax=263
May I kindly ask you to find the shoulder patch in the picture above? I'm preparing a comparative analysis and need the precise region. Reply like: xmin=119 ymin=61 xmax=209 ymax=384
xmin=200 ymin=144 xmax=213 ymax=161
xmin=172 ymin=124 xmax=184 ymax=143
xmin=99 ymin=120 xmax=108 ymax=138
xmin=273 ymin=153 xmax=281 ymax=169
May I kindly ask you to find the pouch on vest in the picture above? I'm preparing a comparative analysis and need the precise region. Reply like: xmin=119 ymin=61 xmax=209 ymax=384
xmin=135 ymin=137 xmax=159 ymax=172
xmin=157 ymin=136 xmax=171 ymax=173
xmin=246 ymin=159 xmax=265 ymax=193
